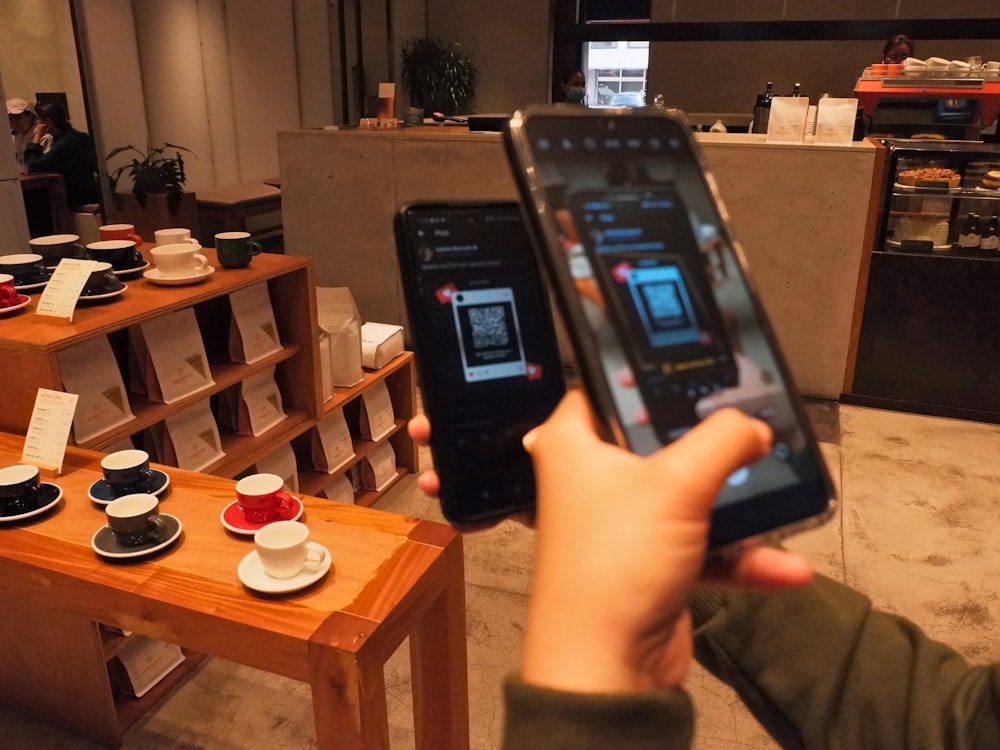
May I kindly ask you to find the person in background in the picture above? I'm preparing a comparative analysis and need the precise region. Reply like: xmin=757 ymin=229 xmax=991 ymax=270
xmin=560 ymin=68 xmax=587 ymax=105
xmin=882 ymin=34 xmax=914 ymax=63
xmin=410 ymin=394 xmax=1000 ymax=749
xmin=7 ymin=97 xmax=50 ymax=173
xmin=23 ymin=100 xmax=99 ymax=208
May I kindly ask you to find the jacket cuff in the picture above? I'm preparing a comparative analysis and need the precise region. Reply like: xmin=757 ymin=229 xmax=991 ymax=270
xmin=502 ymin=675 xmax=693 ymax=750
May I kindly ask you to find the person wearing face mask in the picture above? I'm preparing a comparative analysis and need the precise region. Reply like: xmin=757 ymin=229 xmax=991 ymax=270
xmin=560 ymin=68 xmax=587 ymax=105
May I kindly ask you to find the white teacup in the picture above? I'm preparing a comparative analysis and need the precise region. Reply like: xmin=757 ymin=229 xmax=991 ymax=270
xmin=254 ymin=521 xmax=327 ymax=579
xmin=151 ymin=244 xmax=208 ymax=278
xmin=154 ymin=227 xmax=200 ymax=247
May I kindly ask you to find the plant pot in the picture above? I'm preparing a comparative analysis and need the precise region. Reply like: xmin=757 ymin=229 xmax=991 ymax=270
xmin=117 ymin=192 xmax=201 ymax=243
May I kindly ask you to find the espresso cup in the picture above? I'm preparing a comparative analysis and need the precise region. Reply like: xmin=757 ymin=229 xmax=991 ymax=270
xmin=0 ymin=274 xmax=19 ymax=307
xmin=154 ymin=228 xmax=200 ymax=247
xmin=28 ymin=233 xmax=89 ymax=266
xmin=235 ymin=473 xmax=296 ymax=524
xmin=81 ymin=261 xmax=122 ymax=296
xmin=215 ymin=232 xmax=263 ymax=269
xmin=86 ymin=240 xmax=143 ymax=271
xmin=99 ymin=223 xmax=144 ymax=245
xmin=105 ymin=493 xmax=166 ymax=547
xmin=101 ymin=449 xmax=154 ymax=496
xmin=0 ymin=464 xmax=43 ymax=516
xmin=0 ymin=254 xmax=49 ymax=286
xmin=150 ymin=244 xmax=208 ymax=278
xmin=254 ymin=521 xmax=327 ymax=579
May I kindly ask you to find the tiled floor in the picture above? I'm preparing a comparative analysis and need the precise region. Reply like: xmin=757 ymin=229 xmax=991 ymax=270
xmin=5 ymin=400 xmax=1000 ymax=749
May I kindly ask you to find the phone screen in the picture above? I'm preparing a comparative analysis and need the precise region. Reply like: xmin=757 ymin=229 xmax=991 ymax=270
xmin=395 ymin=202 xmax=565 ymax=524
xmin=506 ymin=110 xmax=833 ymax=548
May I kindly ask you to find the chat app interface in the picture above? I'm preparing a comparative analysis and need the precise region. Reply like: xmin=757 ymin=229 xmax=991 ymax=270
xmin=525 ymin=116 xmax=818 ymax=506
xmin=407 ymin=206 xmax=561 ymax=417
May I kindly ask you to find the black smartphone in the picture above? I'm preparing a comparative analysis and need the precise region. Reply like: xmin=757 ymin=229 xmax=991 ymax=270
xmin=394 ymin=201 xmax=565 ymax=525
xmin=503 ymin=106 xmax=835 ymax=551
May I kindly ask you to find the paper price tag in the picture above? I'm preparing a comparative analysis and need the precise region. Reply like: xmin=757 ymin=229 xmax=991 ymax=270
xmin=21 ymin=389 xmax=79 ymax=472
xmin=36 ymin=259 xmax=98 ymax=321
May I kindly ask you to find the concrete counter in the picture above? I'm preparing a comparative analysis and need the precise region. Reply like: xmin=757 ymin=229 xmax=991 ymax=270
xmin=278 ymin=127 xmax=876 ymax=399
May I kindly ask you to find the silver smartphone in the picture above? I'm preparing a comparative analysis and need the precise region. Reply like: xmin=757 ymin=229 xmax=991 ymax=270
xmin=503 ymin=106 xmax=835 ymax=551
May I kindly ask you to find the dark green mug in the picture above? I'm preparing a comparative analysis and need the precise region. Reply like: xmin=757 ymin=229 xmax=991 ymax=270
xmin=215 ymin=232 xmax=263 ymax=269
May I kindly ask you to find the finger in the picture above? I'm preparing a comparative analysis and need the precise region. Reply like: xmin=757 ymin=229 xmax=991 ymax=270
xmin=650 ymin=409 xmax=771 ymax=512
xmin=525 ymin=389 xmax=602 ymax=456
xmin=702 ymin=546 xmax=813 ymax=591
xmin=416 ymin=469 xmax=440 ymax=498
xmin=408 ymin=414 xmax=431 ymax=444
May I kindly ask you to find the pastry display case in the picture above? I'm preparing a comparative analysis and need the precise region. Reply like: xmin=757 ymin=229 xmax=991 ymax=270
xmin=845 ymin=139 xmax=1000 ymax=422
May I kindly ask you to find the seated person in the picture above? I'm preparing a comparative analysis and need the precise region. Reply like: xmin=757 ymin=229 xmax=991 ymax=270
xmin=7 ymin=97 xmax=50 ymax=173
xmin=23 ymin=100 xmax=99 ymax=209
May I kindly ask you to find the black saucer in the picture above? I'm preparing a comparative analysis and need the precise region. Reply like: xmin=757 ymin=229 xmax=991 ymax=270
xmin=0 ymin=483 xmax=63 ymax=522
xmin=91 ymin=514 xmax=182 ymax=559
xmin=88 ymin=469 xmax=170 ymax=505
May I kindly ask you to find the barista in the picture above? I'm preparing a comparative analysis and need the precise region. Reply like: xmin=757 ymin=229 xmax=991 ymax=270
xmin=882 ymin=34 xmax=914 ymax=64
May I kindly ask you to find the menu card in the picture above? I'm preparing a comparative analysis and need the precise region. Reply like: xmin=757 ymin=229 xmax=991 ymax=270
xmin=158 ymin=400 xmax=224 ymax=472
xmin=320 ymin=473 xmax=355 ymax=504
xmin=254 ymin=441 xmax=299 ymax=494
xmin=137 ymin=309 xmax=214 ymax=404
xmin=358 ymin=379 xmax=395 ymax=441
xmin=311 ymin=407 xmax=356 ymax=473
xmin=36 ymin=259 xmax=96 ymax=321
xmin=56 ymin=335 xmax=134 ymax=443
xmin=229 ymin=283 xmax=282 ymax=364
xmin=360 ymin=440 xmax=397 ymax=492
xmin=217 ymin=367 xmax=285 ymax=437
xmin=21 ymin=389 xmax=78 ymax=472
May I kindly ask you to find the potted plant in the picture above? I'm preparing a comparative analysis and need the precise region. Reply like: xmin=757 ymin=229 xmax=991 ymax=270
xmin=400 ymin=38 xmax=478 ymax=117
xmin=106 ymin=143 xmax=193 ymax=214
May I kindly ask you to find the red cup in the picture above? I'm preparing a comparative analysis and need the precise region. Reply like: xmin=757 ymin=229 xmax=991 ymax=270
xmin=99 ymin=223 xmax=144 ymax=246
xmin=0 ymin=274 xmax=19 ymax=307
xmin=235 ymin=473 xmax=296 ymax=524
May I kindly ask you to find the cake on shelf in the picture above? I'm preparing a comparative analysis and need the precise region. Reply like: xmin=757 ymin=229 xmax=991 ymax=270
xmin=897 ymin=167 xmax=961 ymax=188
xmin=980 ymin=170 xmax=1000 ymax=190
xmin=894 ymin=216 xmax=950 ymax=245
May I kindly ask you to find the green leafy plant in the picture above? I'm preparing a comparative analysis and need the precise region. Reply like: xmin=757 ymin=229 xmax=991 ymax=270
xmin=106 ymin=143 xmax=193 ymax=213
xmin=400 ymin=38 xmax=478 ymax=117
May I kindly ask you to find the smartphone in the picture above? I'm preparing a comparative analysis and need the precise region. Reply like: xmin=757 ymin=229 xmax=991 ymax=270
xmin=503 ymin=106 xmax=835 ymax=551
xmin=394 ymin=201 xmax=565 ymax=525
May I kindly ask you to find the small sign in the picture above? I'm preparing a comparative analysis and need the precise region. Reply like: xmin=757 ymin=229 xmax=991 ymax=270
xmin=36 ymin=259 xmax=97 ymax=321
xmin=21 ymin=389 xmax=79 ymax=472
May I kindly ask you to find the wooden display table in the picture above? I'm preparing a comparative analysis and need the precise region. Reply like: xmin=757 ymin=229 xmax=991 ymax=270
xmin=0 ymin=432 xmax=469 ymax=749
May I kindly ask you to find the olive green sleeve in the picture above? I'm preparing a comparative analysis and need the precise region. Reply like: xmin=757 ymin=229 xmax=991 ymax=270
xmin=691 ymin=574 xmax=1000 ymax=749
xmin=502 ymin=675 xmax=694 ymax=750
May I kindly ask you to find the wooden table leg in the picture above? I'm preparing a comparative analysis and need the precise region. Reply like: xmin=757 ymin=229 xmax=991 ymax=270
xmin=308 ymin=621 xmax=390 ymax=750
xmin=410 ymin=537 xmax=470 ymax=750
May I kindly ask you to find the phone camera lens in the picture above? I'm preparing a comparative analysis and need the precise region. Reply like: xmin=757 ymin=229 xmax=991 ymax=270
xmin=455 ymin=293 xmax=464 ymax=302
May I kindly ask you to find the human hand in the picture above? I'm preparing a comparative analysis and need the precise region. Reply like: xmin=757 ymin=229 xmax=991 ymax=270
xmin=30 ymin=121 xmax=48 ymax=144
xmin=518 ymin=390 xmax=812 ymax=694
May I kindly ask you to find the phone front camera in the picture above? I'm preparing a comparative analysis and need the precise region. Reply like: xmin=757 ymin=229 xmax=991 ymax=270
xmin=454 ymin=293 xmax=464 ymax=303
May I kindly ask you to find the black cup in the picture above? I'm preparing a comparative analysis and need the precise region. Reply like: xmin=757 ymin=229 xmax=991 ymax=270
xmin=28 ymin=234 xmax=90 ymax=266
xmin=82 ymin=262 xmax=124 ymax=296
xmin=86 ymin=240 xmax=143 ymax=271
xmin=101 ymin=449 xmax=153 ymax=496
xmin=105 ymin=493 xmax=166 ymax=547
xmin=0 ymin=254 xmax=50 ymax=287
xmin=0 ymin=464 xmax=42 ymax=517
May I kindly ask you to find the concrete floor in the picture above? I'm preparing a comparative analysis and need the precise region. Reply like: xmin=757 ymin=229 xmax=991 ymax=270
xmin=4 ymin=400 xmax=1000 ymax=749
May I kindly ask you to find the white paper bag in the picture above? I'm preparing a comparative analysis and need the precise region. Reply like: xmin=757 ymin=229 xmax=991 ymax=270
xmin=311 ymin=407 xmax=356 ymax=473
xmin=358 ymin=379 xmax=395 ymax=441
xmin=318 ymin=330 xmax=333 ymax=402
xmin=319 ymin=473 xmax=355 ymax=504
xmin=56 ymin=335 xmax=134 ymax=443
xmin=767 ymin=96 xmax=810 ymax=143
xmin=139 ymin=309 xmax=214 ymax=404
xmin=361 ymin=322 xmax=404 ymax=370
xmin=161 ymin=399 xmax=224 ymax=472
xmin=316 ymin=287 xmax=363 ymax=387
xmin=254 ymin=441 xmax=299 ymax=493
xmin=360 ymin=440 xmax=397 ymax=491
xmin=228 ymin=282 xmax=282 ymax=364
xmin=815 ymin=97 xmax=859 ymax=145
xmin=238 ymin=367 xmax=286 ymax=437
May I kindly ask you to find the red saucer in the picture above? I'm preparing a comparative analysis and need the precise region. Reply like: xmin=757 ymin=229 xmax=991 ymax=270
xmin=220 ymin=497 xmax=303 ymax=535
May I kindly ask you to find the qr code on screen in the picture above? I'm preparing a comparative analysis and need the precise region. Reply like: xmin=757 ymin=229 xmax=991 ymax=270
xmin=642 ymin=282 xmax=683 ymax=319
xmin=468 ymin=305 xmax=509 ymax=349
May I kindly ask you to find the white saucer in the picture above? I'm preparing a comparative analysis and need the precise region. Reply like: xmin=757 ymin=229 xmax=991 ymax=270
xmin=0 ymin=484 xmax=63 ymax=522
xmin=220 ymin=497 xmax=304 ymax=535
xmin=975 ymin=186 xmax=1000 ymax=194
xmin=0 ymin=295 xmax=31 ymax=315
xmin=143 ymin=266 xmax=215 ymax=286
xmin=237 ymin=543 xmax=332 ymax=594
xmin=78 ymin=284 xmax=127 ymax=302
xmin=113 ymin=260 xmax=151 ymax=277
xmin=13 ymin=279 xmax=48 ymax=293
xmin=91 ymin=513 xmax=182 ymax=559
